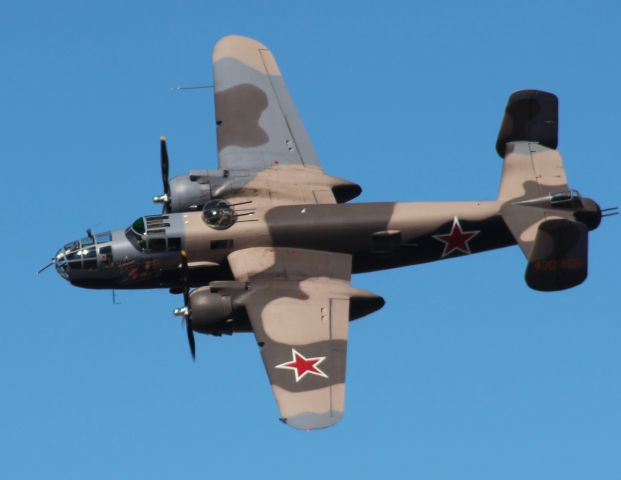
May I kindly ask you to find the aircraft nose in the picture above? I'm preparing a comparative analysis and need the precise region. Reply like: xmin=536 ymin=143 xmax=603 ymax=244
xmin=52 ymin=231 xmax=119 ymax=285
xmin=52 ymin=236 xmax=98 ymax=281
xmin=53 ymin=241 xmax=76 ymax=281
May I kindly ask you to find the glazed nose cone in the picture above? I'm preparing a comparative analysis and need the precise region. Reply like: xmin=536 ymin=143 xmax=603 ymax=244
xmin=53 ymin=245 xmax=71 ymax=281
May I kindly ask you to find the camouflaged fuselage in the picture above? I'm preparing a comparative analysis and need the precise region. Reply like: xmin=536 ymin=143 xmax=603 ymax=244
xmin=64 ymin=199 xmax=514 ymax=290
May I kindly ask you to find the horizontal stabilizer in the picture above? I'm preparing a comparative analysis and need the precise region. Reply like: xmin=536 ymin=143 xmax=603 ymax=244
xmin=525 ymin=219 xmax=588 ymax=291
xmin=496 ymin=90 xmax=558 ymax=157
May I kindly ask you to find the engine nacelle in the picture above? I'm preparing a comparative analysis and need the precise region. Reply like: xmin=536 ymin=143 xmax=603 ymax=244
xmin=168 ymin=171 xmax=221 ymax=212
xmin=165 ymin=169 xmax=363 ymax=213
xmin=189 ymin=287 xmax=235 ymax=333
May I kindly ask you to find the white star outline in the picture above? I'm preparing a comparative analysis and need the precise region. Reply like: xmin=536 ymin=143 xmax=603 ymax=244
xmin=432 ymin=216 xmax=481 ymax=257
xmin=274 ymin=348 xmax=329 ymax=383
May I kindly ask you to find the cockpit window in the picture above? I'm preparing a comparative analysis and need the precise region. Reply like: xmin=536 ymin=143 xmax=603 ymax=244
xmin=132 ymin=217 xmax=146 ymax=235
xmin=124 ymin=222 xmax=173 ymax=254
xmin=125 ymin=228 xmax=143 ymax=251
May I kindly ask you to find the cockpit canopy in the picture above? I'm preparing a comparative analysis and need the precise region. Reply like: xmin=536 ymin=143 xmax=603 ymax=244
xmin=126 ymin=215 xmax=182 ymax=253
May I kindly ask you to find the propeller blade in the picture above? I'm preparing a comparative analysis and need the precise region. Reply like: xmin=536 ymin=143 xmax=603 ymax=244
xmin=179 ymin=250 xmax=195 ymax=360
xmin=160 ymin=135 xmax=171 ymax=213
xmin=186 ymin=319 xmax=196 ymax=360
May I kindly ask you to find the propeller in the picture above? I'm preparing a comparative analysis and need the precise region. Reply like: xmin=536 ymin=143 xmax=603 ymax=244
xmin=153 ymin=135 xmax=171 ymax=213
xmin=173 ymin=250 xmax=196 ymax=360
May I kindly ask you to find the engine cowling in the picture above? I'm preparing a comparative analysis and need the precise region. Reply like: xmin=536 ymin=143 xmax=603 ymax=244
xmin=161 ymin=169 xmax=363 ymax=213
xmin=188 ymin=287 xmax=234 ymax=333
xmin=167 ymin=173 xmax=215 ymax=212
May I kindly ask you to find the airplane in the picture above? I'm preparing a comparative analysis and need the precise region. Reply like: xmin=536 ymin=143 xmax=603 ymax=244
xmin=42 ymin=35 xmax=616 ymax=430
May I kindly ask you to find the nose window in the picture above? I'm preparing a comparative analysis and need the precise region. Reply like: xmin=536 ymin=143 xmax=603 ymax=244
xmin=57 ymin=234 xmax=114 ymax=272
xmin=84 ymin=259 xmax=97 ymax=270
xmin=66 ymin=251 xmax=81 ymax=261
xmin=64 ymin=241 xmax=79 ymax=251
xmin=79 ymin=246 xmax=96 ymax=259
xmin=99 ymin=245 xmax=113 ymax=267
xmin=76 ymin=245 xmax=97 ymax=270
xmin=81 ymin=236 xmax=95 ymax=247
xmin=96 ymin=232 xmax=112 ymax=243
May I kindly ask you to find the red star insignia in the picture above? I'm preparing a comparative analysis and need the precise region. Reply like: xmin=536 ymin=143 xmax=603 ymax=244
xmin=275 ymin=349 xmax=328 ymax=382
xmin=433 ymin=217 xmax=480 ymax=258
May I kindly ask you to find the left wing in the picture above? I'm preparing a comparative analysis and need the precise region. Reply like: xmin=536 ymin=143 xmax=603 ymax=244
xmin=211 ymin=35 xmax=360 ymax=206
xmin=213 ymin=35 xmax=321 ymax=173
xmin=228 ymin=247 xmax=370 ymax=430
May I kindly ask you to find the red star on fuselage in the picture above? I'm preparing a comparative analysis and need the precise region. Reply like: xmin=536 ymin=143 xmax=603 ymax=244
xmin=275 ymin=349 xmax=328 ymax=382
xmin=433 ymin=217 xmax=480 ymax=257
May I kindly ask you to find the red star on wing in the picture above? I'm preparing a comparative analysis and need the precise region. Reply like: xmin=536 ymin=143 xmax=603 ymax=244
xmin=275 ymin=349 xmax=328 ymax=382
xmin=433 ymin=217 xmax=480 ymax=258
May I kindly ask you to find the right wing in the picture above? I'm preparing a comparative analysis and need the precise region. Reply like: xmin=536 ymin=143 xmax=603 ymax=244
xmin=227 ymin=247 xmax=377 ymax=430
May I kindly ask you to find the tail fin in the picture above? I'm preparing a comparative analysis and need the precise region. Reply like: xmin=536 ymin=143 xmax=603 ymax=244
xmin=496 ymin=89 xmax=558 ymax=158
xmin=496 ymin=90 xmax=565 ymax=202
xmin=524 ymin=219 xmax=588 ymax=291
xmin=498 ymin=141 xmax=568 ymax=203
xmin=496 ymin=90 xmax=600 ymax=291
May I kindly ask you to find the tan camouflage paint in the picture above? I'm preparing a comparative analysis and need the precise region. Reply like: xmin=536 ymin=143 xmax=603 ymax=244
xmin=499 ymin=141 xmax=571 ymax=258
xmin=228 ymin=248 xmax=363 ymax=429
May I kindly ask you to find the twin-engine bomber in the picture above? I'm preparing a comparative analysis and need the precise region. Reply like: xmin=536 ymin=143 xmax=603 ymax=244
xmin=43 ymin=35 xmax=616 ymax=430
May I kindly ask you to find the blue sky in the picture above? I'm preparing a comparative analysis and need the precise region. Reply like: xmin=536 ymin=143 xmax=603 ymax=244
xmin=1 ymin=0 xmax=620 ymax=478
